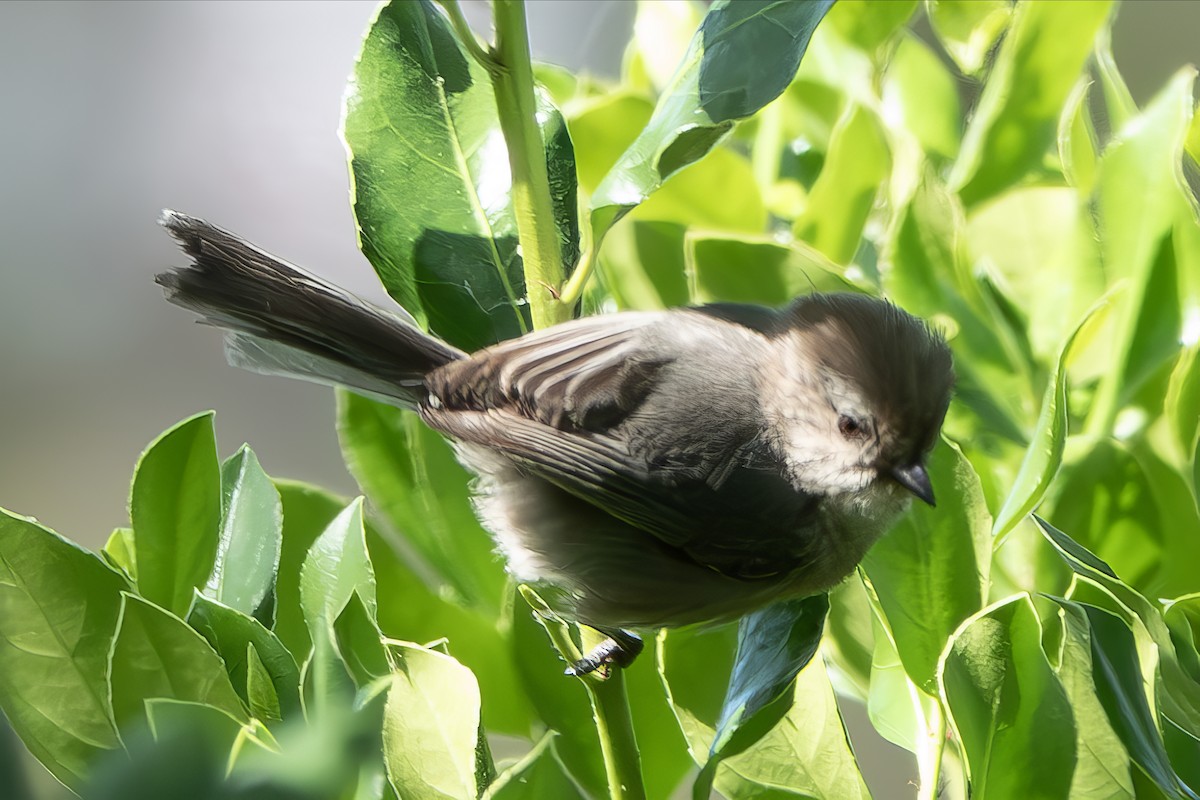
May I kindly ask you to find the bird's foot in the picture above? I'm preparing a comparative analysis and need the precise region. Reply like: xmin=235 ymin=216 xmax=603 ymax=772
xmin=565 ymin=629 xmax=644 ymax=677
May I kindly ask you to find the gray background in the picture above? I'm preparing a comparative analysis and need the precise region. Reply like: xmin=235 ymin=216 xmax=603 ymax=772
xmin=1 ymin=2 xmax=1196 ymax=798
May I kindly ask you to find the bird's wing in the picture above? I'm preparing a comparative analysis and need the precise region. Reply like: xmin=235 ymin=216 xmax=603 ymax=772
xmin=423 ymin=312 xmax=822 ymax=579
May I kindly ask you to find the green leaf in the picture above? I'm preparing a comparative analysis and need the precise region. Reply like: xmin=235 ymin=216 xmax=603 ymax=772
xmin=102 ymin=527 xmax=137 ymax=582
xmin=0 ymin=510 xmax=125 ymax=790
xmin=924 ymin=0 xmax=1013 ymax=75
xmin=687 ymin=233 xmax=859 ymax=307
xmin=1052 ymin=601 xmax=1137 ymax=799
xmin=600 ymin=220 xmax=690 ymax=310
xmin=187 ymin=594 xmax=301 ymax=721
xmin=591 ymin=0 xmax=833 ymax=236
xmin=204 ymin=445 xmax=282 ymax=619
xmin=130 ymin=411 xmax=221 ymax=618
xmin=1042 ymin=439 xmax=1165 ymax=591
xmin=950 ymin=0 xmax=1113 ymax=206
xmin=1062 ymin=601 xmax=1195 ymax=800
xmin=344 ymin=0 xmax=577 ymax=351
xmin=1166 ymin=343 xmax=1200 ymax=466
xmin=658 ymin=623 xmax=869 ymax=800
xmin=245 ymin=644 xmax=282 ymax=723
xmin=939 ymin=595 xmax=1076 ymax=799
xmin=483 ymin=733 xmax=585 ymax=800
xmin=1035 ymin=517 xmax=1200 ymax=742
xmin=382 ymin=643 xmax=486 ymax=800
xmin=1087 ymin=69 xmax=1198 ymax=433
xmin=333 ymin=590 xmax=390 ymax=687
xmin=1058 ymin=77 xmax=1100 ymax=192
xmin=993 ymin=298 xmax=1105 ymax=540
xmin=1165 ymin=594 xmax=1200 ymax=683
xmin=825 ymin=0 xmax=917 ymax=54
xmin=337 ymin=391 xmax=505 ymax=612
xmin=861 ymin=439 xmax=992 ymax=692
xmin=793 ymin=103 xmax=890 ymax=265
xmin=694 ymin=595 xmax=830 ymax=797
xmin=881 ymin=33 xmax=961 ymax=161
xmin=299 ymin=497 xmax=376 ymax=635
xmin=272 ymin=480 xmax=347 ymax=662
xmin=109 ymin=593 xmax=248 ymax=728
xmin=965 ymin=187 xmax=1106 ymax=363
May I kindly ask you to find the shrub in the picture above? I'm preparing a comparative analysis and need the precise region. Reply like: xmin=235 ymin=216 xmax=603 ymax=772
xmin=2 ymin=1 xmax=1199 ymax=798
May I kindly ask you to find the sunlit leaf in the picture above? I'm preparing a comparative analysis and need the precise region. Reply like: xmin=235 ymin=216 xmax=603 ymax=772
xmin=130 ymin=411 xmax=221 ymax=618
xmin=187 ymin=594 xmax=301 ymax=721
xmin=204 ymin=445 xmax=282 ymax=619
xmin=344 ymin=0 xmax=578 ymax=351
xmin=337 ymin=391 xmax=505 ymax=612
xmin=925 ymin=0 xmax=1013 ymax=75
xmin=0 ymin=510 xmax=125 ymax=790
xmin=687 ymin=233 xmax=858 ymax=307
xmin=109 ymin=593 xmax=248 ymax=728
xmin=592 ymin=0 xmax=833 ymax=236
xmin=993 ymin=299 xmax=1105 ymax=540
xmin=950 ymin=0 xmax=1112 ymax=206
xmin=794 ymin=103 xmax=890 ymax=265
xmin=382 ymin=643 xmax=487 ymax=800
xmin=862 ymin=440 xmax=992 ymax=693
xmin=939 ymin=595 xmax=1075 ymax=799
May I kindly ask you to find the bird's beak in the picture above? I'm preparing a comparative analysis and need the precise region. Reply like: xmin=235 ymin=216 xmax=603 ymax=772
xmin=891 ymin=462 xmax=935 ymax=506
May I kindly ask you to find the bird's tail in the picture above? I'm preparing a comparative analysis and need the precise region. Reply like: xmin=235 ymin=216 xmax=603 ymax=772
xmin=156 ymin=210 xmax=465 ymax=408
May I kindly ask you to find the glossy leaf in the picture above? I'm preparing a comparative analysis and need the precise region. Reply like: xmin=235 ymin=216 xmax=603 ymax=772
xmin=1052 ymin=601 xmax=1137 ymax=799
xmin=993 ymin=299 xmax=1104 ymax=539
xmin=925 ymin=0 xmax=1013 ymax=75
xmin=299 ymin=497 xmax=377 ymax=634
xmin=659 ymin=623 xmax=869 ymax=800
xmin=950 ymin=0 xmax=1112 ymax=206
xmin=1166 ymin=343 xmax=1200 ymax=465
xmin=130 ymin=411 xmax=221 ymax=617
xmin=344 ymin=0 xmax=577 ymax=351
xmin=272 ymin=480 xmax=348 ymax=661
xmin=333 ymin=590 xmax=390 ymax=687
xmin=1058 ymin=77 xmax=1099 ymax=193
xmin=109 ymin=593 xmax=248 ymax=728
xmin=861 ymin=439 xmax=992 ymax=693
xmin=591 ymin=0 xmax=834 ymax=235
xmin=382 ymin=643 xmax=487 ymax=800
xmin=187 ymin=594 xmax=301 ymax=721
xmin=337 ymin=391 xmax=505 ymax=612
xmin=204 ymin=445 xmax=282 ymax=618
xmin=0 ymin=510 xmax=125 ymax=790
xmin=939 ymin=595 xmax=1075 ymax=799
xmin=694 ymin=595 xmax=830 ymax=797
xmin=245 ymin=644 xmax=282 ymax=723
xmin=1064 ymin=601 xmax=1196 ymax=800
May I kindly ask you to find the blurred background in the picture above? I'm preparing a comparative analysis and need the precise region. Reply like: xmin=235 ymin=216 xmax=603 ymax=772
xmin=0 ymin=1 xmax=1197 ymax=798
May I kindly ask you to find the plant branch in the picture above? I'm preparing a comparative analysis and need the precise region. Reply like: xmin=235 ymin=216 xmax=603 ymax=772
xmin=488 ymin=0 xmax=572 ymax=330
xmin=435 ymin=0 xmax=499 ymax=74
xmin=916 ymin=694 xmax=946 ymax=800
xmin=585 ymin=671 xmax=646 ymax=800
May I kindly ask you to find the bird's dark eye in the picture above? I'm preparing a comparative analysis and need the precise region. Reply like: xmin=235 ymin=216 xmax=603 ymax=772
xmin=838 ymin=415 xmax=865 ymax=439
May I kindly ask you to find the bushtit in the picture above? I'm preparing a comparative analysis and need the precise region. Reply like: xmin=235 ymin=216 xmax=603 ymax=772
xmin=157 ymin=212 xmax=954 ymax=673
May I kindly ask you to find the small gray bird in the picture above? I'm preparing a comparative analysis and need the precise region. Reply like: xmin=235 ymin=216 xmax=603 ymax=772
xmin=157 ymin=211 xmax=954 ymax=673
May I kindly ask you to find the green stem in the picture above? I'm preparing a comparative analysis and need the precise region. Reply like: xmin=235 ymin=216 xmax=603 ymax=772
xmin=436 ymin=0 xmax=499 ymax=73
xmin=489 ymin=0 xmax=572 ymax=330
xmin=517 ymin=588 xmax=646 ymax=799
xmin=916 ymin=696 xmax=946 ymax=800
xmin=584 ymin=671 xmax=647 ymax=800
